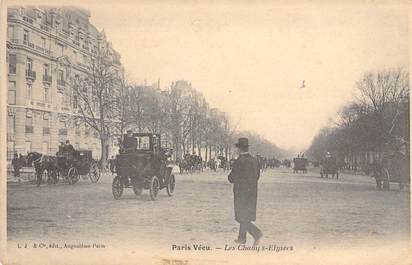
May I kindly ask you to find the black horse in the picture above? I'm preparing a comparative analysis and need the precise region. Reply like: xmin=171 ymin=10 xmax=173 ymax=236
xmin=26 ymin=152 xmax=59 ymax=186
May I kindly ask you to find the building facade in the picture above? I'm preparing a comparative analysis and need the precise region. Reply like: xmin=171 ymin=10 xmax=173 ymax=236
xmin=6 ymin=6 xmax=122 ymax=161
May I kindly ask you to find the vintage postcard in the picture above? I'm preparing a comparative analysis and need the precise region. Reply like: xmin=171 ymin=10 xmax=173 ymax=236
xmin=0 ymin=0 xmax=410 ymax=264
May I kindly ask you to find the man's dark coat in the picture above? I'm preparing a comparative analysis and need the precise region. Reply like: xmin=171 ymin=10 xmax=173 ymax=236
xmin=122 ymin=136 xmax=137 ymax=151
xmin=228 ymin=153 xmax=260 ymax=223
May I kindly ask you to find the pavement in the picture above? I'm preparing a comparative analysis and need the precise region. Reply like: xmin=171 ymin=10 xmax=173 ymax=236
xmin=6 ymin=167 xmax=410 ymax=264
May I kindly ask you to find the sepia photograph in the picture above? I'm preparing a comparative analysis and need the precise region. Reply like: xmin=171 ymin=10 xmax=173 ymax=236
xmin=1 ymin=1 xmax=410 ymax=264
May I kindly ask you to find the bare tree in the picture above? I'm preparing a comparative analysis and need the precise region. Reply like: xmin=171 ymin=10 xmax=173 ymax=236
xmin=72 ymin=44 xmax=121 ymax=167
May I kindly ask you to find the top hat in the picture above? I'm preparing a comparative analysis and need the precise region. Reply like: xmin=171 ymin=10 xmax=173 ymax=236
xmin=126 ymin=129 xmax=133 ymax=133
xmin=235 ymin=138 xmax=249 ymax=148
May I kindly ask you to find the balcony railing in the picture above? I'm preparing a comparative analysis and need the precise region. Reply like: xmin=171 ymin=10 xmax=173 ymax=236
xmin=23 ymin=16 xmax=34 ymax=24
xmin=23 ymin=40 xmax=34 ymax=48
xmin=43 ymin=75 xmax=52 ymax=83
xmin=57 ymin=79 xmax=66 ymax=86
xmin=26 ymin=69 xmax=36 ymax=80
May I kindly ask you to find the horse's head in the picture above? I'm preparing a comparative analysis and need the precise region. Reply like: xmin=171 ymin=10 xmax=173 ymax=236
xmin=26 ymin=152 xmax=42 ymax=166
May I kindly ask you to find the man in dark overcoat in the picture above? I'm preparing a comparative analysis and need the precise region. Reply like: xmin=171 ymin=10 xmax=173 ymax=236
xmin=228 ymin=138 xmax=263 ymax=246
xmin=122 ymin=130 xmax=137 ymax=152
xmin=11 ymin=153 xmax=22 ymax=179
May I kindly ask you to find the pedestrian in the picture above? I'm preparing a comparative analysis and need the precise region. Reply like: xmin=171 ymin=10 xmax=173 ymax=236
xmin=109 ymin=156 xmax=116 ymax=173
xmin=228 ymin=138 xmax=263 ymax=246
xmin=11 ymin=153 xmax=22 ymax=181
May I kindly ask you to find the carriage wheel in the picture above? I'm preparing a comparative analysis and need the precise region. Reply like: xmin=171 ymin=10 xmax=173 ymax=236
xmin=382 ymin=168 xmax=390 ymax=191
xmin=149 ymin=176 xmax=160 ymax=201
xmin=68 ymin=167 xmax=79 ymax=185
xmin=112 ymin=176 xmax=123 ymax=199
xmin=89 ymin=163 xmax=101 ymax=183
xmin=132 ymin=178 xmax=143 ymax=196
xmin=166 ymin=174 xmax=176 ymax=196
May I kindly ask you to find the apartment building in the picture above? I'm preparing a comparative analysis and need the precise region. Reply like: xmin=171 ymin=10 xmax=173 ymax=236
xmin=6 ymin=6 xmax=122 ymax=160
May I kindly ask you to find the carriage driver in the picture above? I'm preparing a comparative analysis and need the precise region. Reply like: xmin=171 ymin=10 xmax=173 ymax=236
xmin=63 ymin=140 xmax=75 ymax=153
xmin=121 ymin=130 xmax=137 ymax=153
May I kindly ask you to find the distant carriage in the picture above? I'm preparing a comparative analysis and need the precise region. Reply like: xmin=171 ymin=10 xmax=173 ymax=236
xmin=320 ymin=156 xmax=339 ymax=179
xmin=293 ymin=157 xmax=307 ymax=173
xmin=55 ymin=150 xmax=101 ymax=184
xmin=369 ymin=151 xmax=410 ymax=191
xmin=112 ymin=133 xmax=175 ymax=200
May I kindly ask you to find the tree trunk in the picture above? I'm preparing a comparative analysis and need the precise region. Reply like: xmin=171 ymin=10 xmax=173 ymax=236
xmin=205 ymin=143 xmax=208 ymax=162
xmin=100 ymin=135 xmax=108 ymax=170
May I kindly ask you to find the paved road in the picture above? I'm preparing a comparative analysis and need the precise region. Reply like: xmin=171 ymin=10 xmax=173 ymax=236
xmin=7 ymin=168 xmax=410 ymax=250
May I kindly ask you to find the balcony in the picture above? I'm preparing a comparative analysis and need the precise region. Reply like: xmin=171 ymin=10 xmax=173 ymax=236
xmin=25 ymin=69 xmax=36 ymax=80
xmin=43 ymin=75 xmax=52 ymax=84
xmin=23 ymin=40 xmax=35 ymax=48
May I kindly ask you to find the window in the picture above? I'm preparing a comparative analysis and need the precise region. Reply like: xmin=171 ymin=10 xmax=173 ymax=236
xmin=73 ymin=95 xmax=78 ymax=109
xmin=7 ymin=115 xmax=15 ymax=134
xmin=57 ymin=43 xmax=64 ymax=56
xmin=26 ymin=83 xmax=32 ymax=99
xmin=25 ymin=141 xmax=32 ymax=154
xmin=58 ymin=70 xmax=64 ymax=82
xmin=23 ymin=29 xmax=29 ymax=42
xmin=8 ymin=81 xmax=16 ymax=105
xmin=44 ymin=87 xmax=49 ymax=102
xmin=26 ymin=57 xmax=33 ymax=71
xmin=43 ymin=116 xmax=50 ymax=135
xmin=25 ymin=116 xmax=33 ymax=134
xmin=7 ymin=25 xmax=14 ymax=40
xmin=8 ymin=54 xmax=16 ymax=74
xmin=41 ymin=37 xmax=46 ymax=49
xmin=59 ymin=120 xmax=67 ymax=135
xmin=44 ymin=64 xmax=50 ymax=77
xmin=8 ymin=90 xmax=16 ymax=105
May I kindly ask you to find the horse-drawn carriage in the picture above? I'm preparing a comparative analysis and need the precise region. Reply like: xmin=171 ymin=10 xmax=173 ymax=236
xmin=178 ymin=154 xmax=203 ymax=173
xmin=370 ymin=151 xmax=410 ymax=191
xmin=112 ymin=133 xmax=175 ymax=200
xmin=55 ymin=150 xmax=101 ymax=184
xmin=293 ymin=157 xmax=307 ymax=173
xmin=320 ymin=156 xmax=339 ymax=178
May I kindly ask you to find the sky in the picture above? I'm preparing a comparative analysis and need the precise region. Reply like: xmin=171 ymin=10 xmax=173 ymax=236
xmin=72 ymin=1 xmax=408 ymax=150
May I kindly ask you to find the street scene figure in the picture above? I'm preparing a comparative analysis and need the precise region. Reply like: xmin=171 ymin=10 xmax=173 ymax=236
xmin=11 ymin=153 xmax=22 ymax=181
xmin=228 ymin=138 xmax=263 ymax=246
xmin=121 ymin=130 xmax=138 ymax=153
